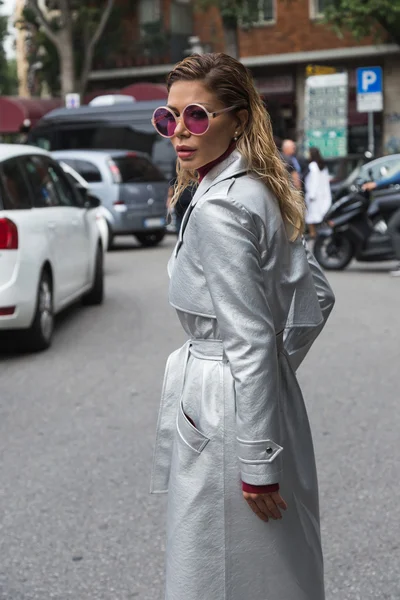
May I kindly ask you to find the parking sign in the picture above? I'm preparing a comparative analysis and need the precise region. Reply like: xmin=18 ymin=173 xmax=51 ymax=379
xmin=356 ymin=67 xmax=383 ymax=112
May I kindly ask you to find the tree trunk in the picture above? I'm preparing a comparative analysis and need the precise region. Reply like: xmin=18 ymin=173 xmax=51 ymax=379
xmin=222 ymin=24 xmax=239 ymax=58
xmin=58 ymin=31 xmax=75 ymax=101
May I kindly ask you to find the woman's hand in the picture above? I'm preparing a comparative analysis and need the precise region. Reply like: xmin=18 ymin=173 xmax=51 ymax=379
xmin=243 ymin=490 xmax=288 ymax=522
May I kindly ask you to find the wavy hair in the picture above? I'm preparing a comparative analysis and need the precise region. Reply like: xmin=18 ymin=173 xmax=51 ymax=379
xmin=166 ymin=53 xmax=304 ymax=240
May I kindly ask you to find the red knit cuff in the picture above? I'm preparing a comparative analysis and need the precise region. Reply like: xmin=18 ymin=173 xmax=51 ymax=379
xmin=242 ymin=482 xmax=280 ymax=494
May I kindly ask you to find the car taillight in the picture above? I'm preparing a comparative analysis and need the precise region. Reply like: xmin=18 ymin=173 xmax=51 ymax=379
xmin=108 ymin=160 xmax=122 ymax=184
xmin=0 ymin=306 xmax=15 ymax=316
xmin=0 ymin=218 xmax=18 ymax=250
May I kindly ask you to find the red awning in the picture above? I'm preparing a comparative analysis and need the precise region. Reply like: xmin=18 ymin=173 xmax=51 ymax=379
xmin=0 ymin=97 xmax=62 ymax=134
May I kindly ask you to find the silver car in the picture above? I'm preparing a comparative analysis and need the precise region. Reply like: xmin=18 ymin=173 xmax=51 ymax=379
xmin=52 ymin=149 xmax=169 ymax=249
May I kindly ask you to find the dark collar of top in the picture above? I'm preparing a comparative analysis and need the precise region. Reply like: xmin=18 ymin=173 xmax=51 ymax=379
xmin=190 ymin=150 xmax=248 ymax=207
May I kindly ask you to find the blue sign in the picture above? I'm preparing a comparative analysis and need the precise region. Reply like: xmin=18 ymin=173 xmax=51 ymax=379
xmin=356 ymin=67 xmax=383 ymax=94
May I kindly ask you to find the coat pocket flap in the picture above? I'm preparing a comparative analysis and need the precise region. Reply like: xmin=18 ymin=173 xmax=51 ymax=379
xmin=177 ymin=401 xmax=210 ymax=454
xmin=237 ymin=438 xmax=283 ymax=464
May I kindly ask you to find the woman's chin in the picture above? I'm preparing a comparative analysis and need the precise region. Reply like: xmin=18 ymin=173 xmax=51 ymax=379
xmin=178 ymin=157 xmax=203 ymax=171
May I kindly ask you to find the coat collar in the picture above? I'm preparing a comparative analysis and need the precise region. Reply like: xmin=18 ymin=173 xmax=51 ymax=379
xmin=191 ymin=150 xmax=248 ymax=206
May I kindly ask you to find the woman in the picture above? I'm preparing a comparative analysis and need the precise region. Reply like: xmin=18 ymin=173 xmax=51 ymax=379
xmin=150 ymin=53 xmax=335 ymax=600
xmin=305 ymin=147 xmax=332 ymax=239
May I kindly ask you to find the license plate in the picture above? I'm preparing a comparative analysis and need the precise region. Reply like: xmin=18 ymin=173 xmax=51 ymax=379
xmin=144 ymin=217 xmax=165 ymax=228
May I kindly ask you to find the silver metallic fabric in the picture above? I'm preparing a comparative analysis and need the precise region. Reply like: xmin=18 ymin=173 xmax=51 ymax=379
xmin=150 ymin=151 xmax=335 ymax=600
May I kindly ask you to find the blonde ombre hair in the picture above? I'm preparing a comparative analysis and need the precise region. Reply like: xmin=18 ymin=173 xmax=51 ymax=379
xmin=167 ymin=53 xmax=305 ymax=240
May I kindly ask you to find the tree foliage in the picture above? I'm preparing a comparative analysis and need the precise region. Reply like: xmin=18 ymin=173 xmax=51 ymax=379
xmin=0 ymin=1 xmax=18 ymax=95
xmin=18 ymin=0 xmax=120 ymax=99
xmin=324 ymin=0 xmax=400 ymax=46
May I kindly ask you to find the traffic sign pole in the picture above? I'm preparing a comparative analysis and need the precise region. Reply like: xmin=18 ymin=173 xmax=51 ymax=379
xmin=368 ymin=112 xmax=374 ymax=156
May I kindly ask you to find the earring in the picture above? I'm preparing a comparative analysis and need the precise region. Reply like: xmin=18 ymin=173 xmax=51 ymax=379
xmin=234 ymin=131 xmax=239 ymax=141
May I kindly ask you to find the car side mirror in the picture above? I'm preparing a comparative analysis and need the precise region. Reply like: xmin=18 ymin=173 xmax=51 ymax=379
xmin=84 ymin=193 xmax=101 ymax=209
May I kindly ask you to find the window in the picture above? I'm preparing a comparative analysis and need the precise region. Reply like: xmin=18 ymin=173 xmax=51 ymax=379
xmin=111 ymin=155 xmax=165 ymax=183
xmin=258 ymin=0 xmax=274 ymax=22
xmin=312 ymin=0 xmax=332 ymax=18
xmin=242 ymin=0 xmax=275 ymax=25
xmin=72 ymin=160 xmax=103 ymax=183
xmin=23 ymin=156 xmax=61 ymax=208
xmin=138 ymin=0 xmax=160 ymax=26
xmin=47 ymin=161 xmax=82 ymax=207
xmin=360 ymin=158 xmax=400 ymax=183
xmin=0 ymin=159 xmax=32 ymax=210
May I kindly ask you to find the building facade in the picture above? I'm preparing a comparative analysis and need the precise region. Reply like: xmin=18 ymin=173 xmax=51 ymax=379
xmin=89 ymin=0 xmax=400 ymax=156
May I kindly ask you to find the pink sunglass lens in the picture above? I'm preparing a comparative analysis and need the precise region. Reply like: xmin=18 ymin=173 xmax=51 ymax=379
xmin=183 ymin=105 xmax=209 ymax=134
xmin=154 ymin=108 xmax=176 ymax=137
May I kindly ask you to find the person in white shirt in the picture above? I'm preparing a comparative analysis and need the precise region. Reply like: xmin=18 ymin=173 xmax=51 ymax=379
xmin=305 ymin=147 xmax=332 ymax=238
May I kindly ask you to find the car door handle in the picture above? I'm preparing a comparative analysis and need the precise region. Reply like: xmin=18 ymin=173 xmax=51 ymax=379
xmin=71 ymin=219 xmax=79 ymax=226
xmin=48 ymin=222 xmax=56 ymax=230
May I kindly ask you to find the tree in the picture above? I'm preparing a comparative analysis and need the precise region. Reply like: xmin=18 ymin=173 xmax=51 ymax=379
xmin=0 ymin=1 xmax=18 ymax=95
xmin=195 ymin=0 xmax=263 ymax=58
xmin=324 ymin=0 xmax=400 ymax=47
xmin=22 ymin=0 xmax=116 ymax=100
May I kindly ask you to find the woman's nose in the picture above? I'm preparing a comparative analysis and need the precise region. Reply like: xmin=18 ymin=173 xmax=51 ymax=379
xmin=174 ymin=117 xmax=190 ymax=138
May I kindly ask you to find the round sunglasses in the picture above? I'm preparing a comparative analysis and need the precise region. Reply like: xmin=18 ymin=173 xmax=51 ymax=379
xmin=151 ymin=103 xmax=240 ymax=138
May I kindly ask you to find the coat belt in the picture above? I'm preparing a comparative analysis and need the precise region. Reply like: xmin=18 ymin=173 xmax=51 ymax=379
xmin=189 ymin=331 xmax=284 ymax=361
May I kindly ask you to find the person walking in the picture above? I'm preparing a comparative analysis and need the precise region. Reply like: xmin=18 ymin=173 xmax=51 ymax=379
xmin=305 ymin=147 xmax=332 ymax=239
xmin=281 ymin=138 xmax=302 ymax=190
xmin=363 ymin=170 xmax=400 ymax=276
xmin=150 ymin=53 xmax=335 ymax=600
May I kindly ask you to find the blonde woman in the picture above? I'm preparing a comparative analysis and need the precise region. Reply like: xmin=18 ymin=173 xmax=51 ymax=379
xmin=150 ymin=53 xmax=335 ymax=600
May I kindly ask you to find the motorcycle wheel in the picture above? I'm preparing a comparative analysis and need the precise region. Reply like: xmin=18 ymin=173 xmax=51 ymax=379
xmin=313 ymin=234 xmax=354 ymax=270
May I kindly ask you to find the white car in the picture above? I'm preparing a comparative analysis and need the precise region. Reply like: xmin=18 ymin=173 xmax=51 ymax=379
xmin=58 ymin=160 xmax=109 ymax=254
xmin=0 ymin=144 xmax=104 ymax=352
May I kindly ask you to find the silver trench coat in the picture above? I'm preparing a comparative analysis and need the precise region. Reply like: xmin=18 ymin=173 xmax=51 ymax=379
xmin=150 ymin=151 xmax=335 ymax=600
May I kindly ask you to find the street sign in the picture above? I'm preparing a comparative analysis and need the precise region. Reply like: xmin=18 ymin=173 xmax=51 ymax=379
xmin=306 ymin=64 xmax=337 ymax=77
xmin=305 ymin=72 xmax=348 ymax=157
xmin=65 ymin=93 xmax=80 ymax=109
xmin=356 ymin=67 xmax=383 ymax=113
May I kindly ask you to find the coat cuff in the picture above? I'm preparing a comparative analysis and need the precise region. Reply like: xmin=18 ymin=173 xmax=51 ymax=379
xmin=242 ymin=482 xmax=280 ymax=494
xmin=237 ymin=438 xmax=283 ymax=485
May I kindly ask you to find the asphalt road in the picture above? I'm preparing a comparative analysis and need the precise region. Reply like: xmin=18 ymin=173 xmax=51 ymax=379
xmin=0 ymin=236 xmax=399 ymax=600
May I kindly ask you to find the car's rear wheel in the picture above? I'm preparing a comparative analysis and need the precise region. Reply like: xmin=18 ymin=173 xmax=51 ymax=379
xmin=135 ymin=230 xmax=166 ymax=247
xmin=19 ymin=269 xmax=54 ymax=352
xmin=82 ymin=245 xmax=104 ymax=305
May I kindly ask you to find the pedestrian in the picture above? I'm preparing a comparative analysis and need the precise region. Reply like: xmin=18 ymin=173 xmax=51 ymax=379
xmin=363 ymin=169 xmax=400 ymax=276
xmin=281 ymin=138 xmax=302 ymax=190
xmin=150 ymin=52 xmax=335 ymax=600
xmin=305 ymin=147 xmax=332 ymax=239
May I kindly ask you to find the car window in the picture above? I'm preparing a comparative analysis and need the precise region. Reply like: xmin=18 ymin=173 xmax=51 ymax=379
xmin=23 ymin=156 xmax=61 ymax=208
xmin=47 ymin=161 xmax=83 ymax=208
xmin=72 ymin=159 xmax=103 ymax=183
xmin=111 ymin=155 xmax=165 ymax=183
xmin=0 ymin=158 xmax=32 ymax=210
xmin=360 ymin=157 xmax=400 ymax=182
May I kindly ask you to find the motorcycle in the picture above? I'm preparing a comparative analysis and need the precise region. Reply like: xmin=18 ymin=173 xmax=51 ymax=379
xmin=313 ymin=184 xmax=400 ymax=270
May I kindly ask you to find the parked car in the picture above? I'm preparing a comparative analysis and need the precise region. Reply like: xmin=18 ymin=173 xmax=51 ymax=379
xmin=52 ymin=150 xmax=169 ymax=249
xmin=59 ymin=159 xmax=109 ymax=253
xmin=332 ymin=153 xmax=400 ymax=200
xmin=0 ymin=144 xmax=104 ymax=352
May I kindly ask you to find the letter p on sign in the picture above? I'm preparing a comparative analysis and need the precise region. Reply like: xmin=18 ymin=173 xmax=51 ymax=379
xmin=362 ymin=70 xmax=377 ymax=92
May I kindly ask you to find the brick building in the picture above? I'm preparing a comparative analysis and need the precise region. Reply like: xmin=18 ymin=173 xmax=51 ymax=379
xmin=88 ymin=0 xmax=400 ymax=155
